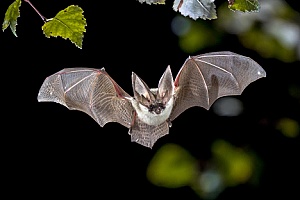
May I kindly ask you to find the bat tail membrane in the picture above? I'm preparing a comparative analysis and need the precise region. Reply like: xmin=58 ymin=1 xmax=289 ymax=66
xmin=129 ymin=118 xmax=169 ymax=148
xmin=37 ymin=68 xmax=134 ymax=129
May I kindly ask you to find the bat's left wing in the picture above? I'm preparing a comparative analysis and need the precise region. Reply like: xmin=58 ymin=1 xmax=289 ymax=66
xmin=170 ymin=51 xmax=266 ymax=121
xmin=37 ymin=68 xmax=134 ymax=128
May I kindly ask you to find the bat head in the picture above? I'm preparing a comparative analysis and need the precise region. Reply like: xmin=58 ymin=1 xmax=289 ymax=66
xmin=132 ymin=66 xmax=174 ymax=115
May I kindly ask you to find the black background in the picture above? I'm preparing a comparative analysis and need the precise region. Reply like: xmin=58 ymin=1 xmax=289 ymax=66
xmin=1 ymin=0 xmax=299 ymax=199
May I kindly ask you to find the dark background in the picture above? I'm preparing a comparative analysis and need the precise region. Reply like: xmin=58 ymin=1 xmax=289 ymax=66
xmin=1 ymin=0 xmax=299 ymax=199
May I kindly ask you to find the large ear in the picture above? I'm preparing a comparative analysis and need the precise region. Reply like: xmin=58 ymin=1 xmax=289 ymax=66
xmin=158 ymin=66 xmax=174 ymax=104
xmin=132 ymin=72 xmax=155 ymax=106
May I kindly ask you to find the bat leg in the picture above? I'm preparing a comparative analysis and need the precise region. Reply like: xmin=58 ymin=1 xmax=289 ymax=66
xmin=167 ymin=118 xmax=172 ymax=128
xmin=128 ymin=111 xmax=137 ymax=135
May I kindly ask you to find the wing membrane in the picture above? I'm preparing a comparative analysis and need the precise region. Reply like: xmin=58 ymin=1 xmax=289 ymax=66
xmin=170 ymin=51 xmax=266 ymax=120
xmin=38 ymin=68 xmax=133 ymax=128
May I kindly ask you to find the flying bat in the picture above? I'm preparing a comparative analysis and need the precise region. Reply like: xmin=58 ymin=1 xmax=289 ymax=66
xmin=37 ymin=51 xmax=266 ymax=148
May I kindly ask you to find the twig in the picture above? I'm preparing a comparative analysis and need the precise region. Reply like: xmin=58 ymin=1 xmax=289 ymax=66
xmin=23 ymin=0 xmax=47 ymax=22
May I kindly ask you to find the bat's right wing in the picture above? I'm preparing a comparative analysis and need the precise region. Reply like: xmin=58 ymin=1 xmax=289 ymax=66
xmin=37 ymin=68 xmax=134 ymax=128
xmin=170 ymin=51 xmax=266 ymax=121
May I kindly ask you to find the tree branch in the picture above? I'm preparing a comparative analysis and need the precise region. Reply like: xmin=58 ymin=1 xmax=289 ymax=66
xmin=23 ymin=0 xmax=47 ymax=22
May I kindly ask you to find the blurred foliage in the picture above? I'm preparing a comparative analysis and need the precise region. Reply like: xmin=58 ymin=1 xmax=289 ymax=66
xmin=171 ymin=16 xmax=221 ymax=52
xmin=288 ymin=84 xmax=300 ymax=101
xmin=211 ymin=140 xmax=262 ymax=187
xmin=276 ymin=118 xmax=299 ymax=138
xmin=212 ymin=97 xmax=243 ymax=117
xmin=171 ymin=0 xmax=300 ymax=62
xmin=228 ymin=0 xmax=260 ymax=12
xmin=147 ymin=143 xmax=198 ymax=188
xmin=138 ymin=0 xmax=260 ymax=20
xmin=147 ymin=141 xmax=263 ymax=199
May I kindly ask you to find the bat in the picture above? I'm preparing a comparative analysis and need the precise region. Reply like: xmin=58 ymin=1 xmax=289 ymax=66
xmin=37 ymin=51 xmax=266 ymax=148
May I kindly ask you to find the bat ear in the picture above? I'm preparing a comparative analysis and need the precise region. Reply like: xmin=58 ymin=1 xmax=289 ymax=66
xmin=132 ymin=72 xmax=155 ymax=105
xmin=158 ymin=65 xmax=174 ymax=104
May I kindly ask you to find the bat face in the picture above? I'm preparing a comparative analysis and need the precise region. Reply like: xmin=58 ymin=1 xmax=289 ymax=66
xmin=130 ymin=66 xmax=175 ymax=126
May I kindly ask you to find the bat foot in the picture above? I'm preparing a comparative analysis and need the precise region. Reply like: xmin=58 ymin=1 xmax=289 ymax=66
xmin=128 ymin=111 xmax=136 ymax=135
xmin=167 ymin=118 xmax=172 ymax=128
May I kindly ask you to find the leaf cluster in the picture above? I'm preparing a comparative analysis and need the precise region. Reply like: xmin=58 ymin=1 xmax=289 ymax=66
xmin=2 ymin=0 xmax=86 ymax=49
xmin=2 ymin=0 xmax=260 ymax=48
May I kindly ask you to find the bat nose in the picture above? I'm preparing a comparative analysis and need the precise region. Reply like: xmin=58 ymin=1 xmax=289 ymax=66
xmin=155 ymin=107 xmax=162 ymax=114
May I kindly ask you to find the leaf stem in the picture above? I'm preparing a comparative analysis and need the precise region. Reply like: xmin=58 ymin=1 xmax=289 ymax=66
xmin=23 ymin=0 xmax=47 ymax=22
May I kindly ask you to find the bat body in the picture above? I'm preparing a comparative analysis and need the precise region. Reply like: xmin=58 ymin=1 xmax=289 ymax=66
xmin=38 ymin=51 xmax=266 ymax=148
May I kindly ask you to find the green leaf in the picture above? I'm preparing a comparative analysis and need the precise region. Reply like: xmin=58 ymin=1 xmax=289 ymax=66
xmin=228 ymin=0 xmax=260 ymax=12
xmin=2 ymin=0 xmax=22 ymax=37
xmin=173 ymin=0 xmax=217 ymax=20
xmin=42 ymin=5 xmax=87 ymax=49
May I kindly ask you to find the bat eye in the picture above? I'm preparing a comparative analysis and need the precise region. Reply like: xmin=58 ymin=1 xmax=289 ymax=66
xmin=141 ymin=95 xmax=150 ymax=102
xmin=139 ymin=95 xmax=151 ymax=107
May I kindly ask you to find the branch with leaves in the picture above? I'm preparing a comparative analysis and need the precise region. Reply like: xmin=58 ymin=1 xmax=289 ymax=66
xmin=138 ymin=0 xmax=260 ymax=20
xmin=2 ymin=0 xmax=86 ymax=49
xmin=2 ymin=0 xmax=260 ymax=49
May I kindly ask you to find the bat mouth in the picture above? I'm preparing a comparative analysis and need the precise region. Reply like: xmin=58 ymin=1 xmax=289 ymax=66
xmin=149 ymin=103 xmax=165 ymax=115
